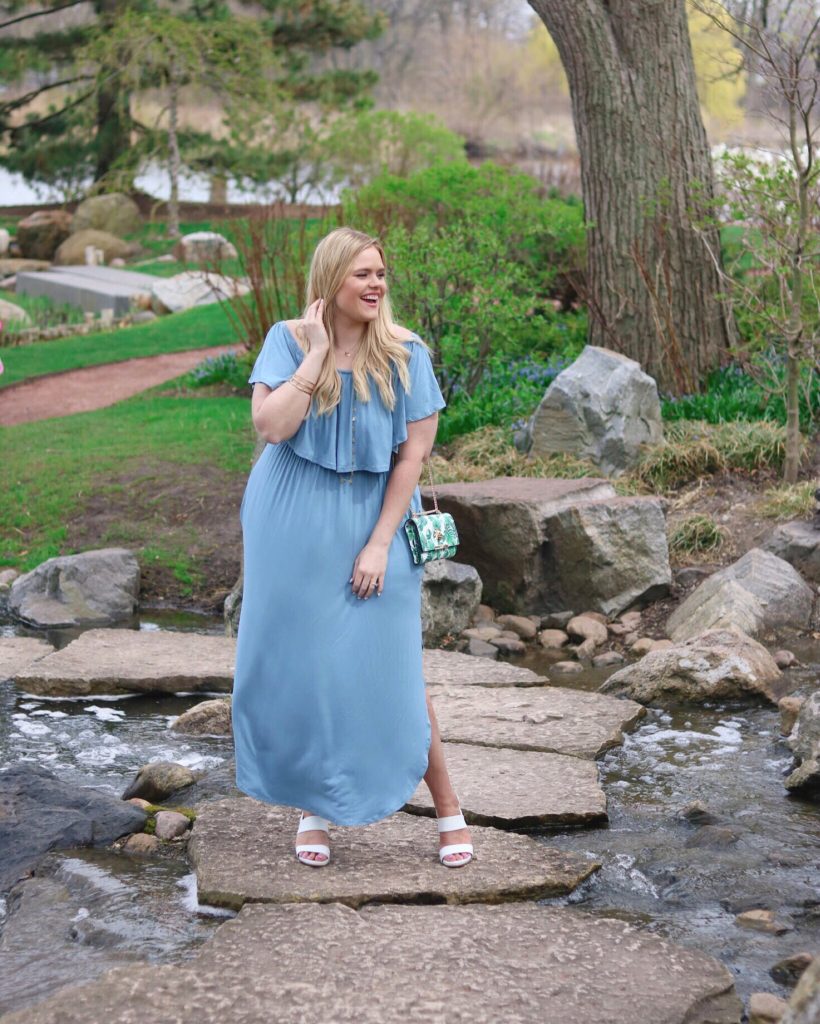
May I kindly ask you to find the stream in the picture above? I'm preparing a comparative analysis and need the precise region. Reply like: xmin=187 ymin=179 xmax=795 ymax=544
xmin=1 ymin=611 xmax=817 ymax=1016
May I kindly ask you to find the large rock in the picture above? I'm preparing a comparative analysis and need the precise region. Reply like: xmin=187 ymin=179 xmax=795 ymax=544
xmin=600 ymin=629 xmax=785 ymax=705
xmin=170 ymin=697 xmax=232 ymax=737
xmin=426 ymin=477 xmax=669 ymax=614
xmin=8 ymin=548 xmax=139 ymax=628
xmin=782 ymin=955 xmax=820 ymax=1024
xmin=422 ymin=648 xmax=546 ymax=687
xmin=431 ymin=684 xmax=646 ymax=759
xmin=420 ymin=559 xmax=482 ymax=645
xmin=405 ymin=742 xmax=607 ymax=828
xmin=0 ymin=902 xmax=742 ymax=1024
xmin=54 ymin=229 xmax=139 ymax=266
xmin=121 ymin=761 xmax=198 ymax=802
xmin=763 ymin=520 xmax=820 ymax=583
xmin=172 ymin=231 xmax=237 ymax=263
xmin=0 ymin=637 xmax=53 ymax=681
xmin=784 ymin=691 xmax=820 ymax=796
xmin=0 ymin=299 xmax=32 ymax=327
xmin=666 ymin=549 xmax=815 ymax=642
xmin=14 ymin=628 xmax=236 ymax=697
xmin=151 ymin=270 xmax=249 ymax=314
xmin=71 ymin=193 xmax=141 ymax=237
xmin=187 ymin=798 xmax=597 ymax=910
xmin=528 ymin=345 xmax=664 ymax=475
xmin=0 ymin=764 xmax=146 ymax=893
xmin=16 ymin=210 xmax=73 ymax=260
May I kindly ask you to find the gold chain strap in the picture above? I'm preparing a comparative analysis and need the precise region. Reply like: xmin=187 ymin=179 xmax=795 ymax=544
xmin=424 ymin=460 xmax=440 ymax=514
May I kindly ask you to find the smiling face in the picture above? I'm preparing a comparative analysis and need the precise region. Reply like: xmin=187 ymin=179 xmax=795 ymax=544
xmin=333 ymin=245 xmax=387 ymax=326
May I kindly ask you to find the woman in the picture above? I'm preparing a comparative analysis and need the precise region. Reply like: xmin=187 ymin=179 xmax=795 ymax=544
xmin=232 ymin=226 xmax=473 ymax=869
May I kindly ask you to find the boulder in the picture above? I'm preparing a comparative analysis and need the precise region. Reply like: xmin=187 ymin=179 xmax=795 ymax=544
xmin=0 ymin=227 xmax=9 ymax=255
xmin=8 ymin=548 xmax=139 ymax=628
xmin=154 ymin=811 xmax=192 ymax=839
xmin=495 ymin=614 xmax=537 ymax=639
xmin=0 ymin=257 xmax=50 ymax=276
xmin=16 ymin=210 xmax=73 ymax=260
xmin=426 ymin=477 xmax=669 ymax=615
xmin=528 ymin=345 xmax=664 ymax=475
xmin=0 ymin=637 xmax=53 ymax=681
xmin=782 ymin=956 xmax=820 ymax=1024
xmin=421 ymin=559 xmax=482 ymax=646
xmin=54 ymin=229 xmax=139 ymax=266
xmin=0 ymin=299 xmax=32 ymax=327
xmin=666 ymin=549 xmax=815 ymax=642
xmin=784 ymin=691 xmax=820 ymax=796
xmin=151 ymin=270 xmax=249 ymax=314
xmin=71 ymin=193 xmax=141 ymax=236
xmin=567 ymin=614 xmax=608 ymax=646
xmin=172 ymin=231 xmax=238 ymax=263
xmin=762 ymin=520 xmax=820 ymax=583
xmin=170 ymin=697 xmax=232 ymax=737
xmin=748 ymin=992 xmax=788 ymax=1024
xmin=121 ymin=761 xmax=198 ymax=803
xmin=0 ymin=764 xmax=146 ymax=893
xmin=600 ymin=628 xmax=784 ymax=705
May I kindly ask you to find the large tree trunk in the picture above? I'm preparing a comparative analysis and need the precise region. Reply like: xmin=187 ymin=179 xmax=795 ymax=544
xmin=528 ymin=0 xmax=734 ymax=394
xmin=94 ymin=0 xmax=132 ymax=184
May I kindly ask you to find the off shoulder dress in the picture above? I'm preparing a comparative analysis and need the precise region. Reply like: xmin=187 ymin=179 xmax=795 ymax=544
xmin=232 ymin=320 xmax=446 ymax=826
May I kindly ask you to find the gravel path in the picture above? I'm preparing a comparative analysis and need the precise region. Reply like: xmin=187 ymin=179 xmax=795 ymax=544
xmin=0 ymin=344 xmax=241 ymax=426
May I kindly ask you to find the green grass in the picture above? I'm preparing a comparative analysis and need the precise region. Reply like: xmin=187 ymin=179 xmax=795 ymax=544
xmin=668 ymin=513 xmax=725 ymax=555
xmin=755 ymin=481 xmax=817 ymax=521
xmin=0 ymin=301 xmax=240 ymax=388
xmin=0 ymin=392 xmax=255 ymax=573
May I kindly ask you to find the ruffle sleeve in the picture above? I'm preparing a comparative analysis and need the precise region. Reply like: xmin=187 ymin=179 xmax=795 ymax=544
xmin=248 ymin=321 xmax=302 ymax=389
xmin=391 ymin=339 xmax=446 ymax=451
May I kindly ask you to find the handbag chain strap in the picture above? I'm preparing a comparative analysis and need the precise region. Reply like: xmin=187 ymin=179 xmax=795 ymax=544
xmin=423 ymin=460 xmax=440 ymax=514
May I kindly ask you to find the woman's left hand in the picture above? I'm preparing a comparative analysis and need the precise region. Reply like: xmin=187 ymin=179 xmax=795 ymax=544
xmin=350 ymin=541 xmax=389 ymax=599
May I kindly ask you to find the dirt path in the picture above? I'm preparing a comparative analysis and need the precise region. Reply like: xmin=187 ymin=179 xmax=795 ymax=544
xmin=0 ymin=344 xmax=241 ymax=426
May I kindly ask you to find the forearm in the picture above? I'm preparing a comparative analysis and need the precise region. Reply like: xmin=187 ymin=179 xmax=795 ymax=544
xmin=368 ymin=456 xmax=424 ymax=548
xmin=253 ymin=348 xmax=325 ymax=443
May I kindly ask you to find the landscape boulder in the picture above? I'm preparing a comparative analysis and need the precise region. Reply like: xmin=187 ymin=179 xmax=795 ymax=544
xmin=170 ymin=698 xmax=232 ymax=737
xmin=0 ymin=227 xmax=9 ymax=255
xmin=781 ymin=955 xmax=820 ymax=1024
xmin=528 ymin=345 xmax=664 ymax=475
xmin=121 ymin=761 xmax=198 ymax=803
xmin=421 ymin=559 xmax=482 ymax=646
xmin=71 ymin=193 xmax=141 ymax=236
xmin=784 ymin=691 xmax=820 ymax=796
xmin=426 ymin=476 xmax=669 ymax=615
xmin=762 ymin=519 xmax=820 ymax=583
xmin=0 ymin=298 xmax=32 ymax=327
xmin=600 ymin=628 xmax=784 ymax=705
xmin=8 ymin=548 xmax=140 ymax=628
xmin=16 ymin=210 xmax=73 ymax=260
xmin=172 ymin=231 xmax=238 ymax=263
xmin=54 ymin=229 xmax=139 ymax=266
xmin=666 ymin=548 xmax=815 ymax=642
xmin=0 ymin=763 xmax=146 ymax=893
xmin=151 ymin=270 xmax=249 ymax=314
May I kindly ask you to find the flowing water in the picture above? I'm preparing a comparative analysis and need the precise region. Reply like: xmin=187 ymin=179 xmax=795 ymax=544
xmin=1 ymin=611 xmax=818 ymax=1014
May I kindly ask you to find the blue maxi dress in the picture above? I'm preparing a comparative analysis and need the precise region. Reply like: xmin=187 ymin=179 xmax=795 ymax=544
xmin=232 ymin=321 xmax=446 ymax=826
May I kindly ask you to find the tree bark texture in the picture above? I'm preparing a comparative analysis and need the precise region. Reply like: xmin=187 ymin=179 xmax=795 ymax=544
xmin=94 ymin=0 xmax=132 ymax=184
xmin=529 ymin=0 xmax=734 ymax=394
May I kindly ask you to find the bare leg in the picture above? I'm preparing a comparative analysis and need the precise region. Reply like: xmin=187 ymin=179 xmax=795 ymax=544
xmin=423 ymin=690 xmax=472 ymax=863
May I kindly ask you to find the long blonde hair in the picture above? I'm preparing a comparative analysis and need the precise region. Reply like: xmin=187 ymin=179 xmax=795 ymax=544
xmin=290 ymin=227 xmax=412 ymax=415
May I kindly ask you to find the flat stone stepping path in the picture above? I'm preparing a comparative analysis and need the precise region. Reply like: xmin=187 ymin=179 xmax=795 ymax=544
xmin=0 ymin=637 xmax=53 ymax=681
xmin=187 ymin=797 xmax=599 ymax=910
xmin=1 ymin=902 xmax=741 ymax=1024
xmin=0 ymin=344 xmax=239 ymax=426
xmin=433 ymin=685 xmax=645 ymax=759
xmin=405 ymin=742 xmax=606 ymax=828
xmin=423 ymin=647 xmax=546 ymax=686
xmin=13 ymin=628 xmax=236 ymax=696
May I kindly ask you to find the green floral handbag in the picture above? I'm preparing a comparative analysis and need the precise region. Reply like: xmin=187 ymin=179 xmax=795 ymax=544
xmin=404 ymin=464 xmax=459 ymax=565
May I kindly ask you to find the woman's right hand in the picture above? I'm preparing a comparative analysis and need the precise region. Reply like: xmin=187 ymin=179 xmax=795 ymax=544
xmin=302 ymin=298 xmax=330 ymax=355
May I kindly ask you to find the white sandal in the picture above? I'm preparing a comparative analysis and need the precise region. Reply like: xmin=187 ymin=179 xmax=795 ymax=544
xmin=437 ymin=809 xmax=473 ymax=868
xmin=295 ymin=813 xmax=331 ymax=867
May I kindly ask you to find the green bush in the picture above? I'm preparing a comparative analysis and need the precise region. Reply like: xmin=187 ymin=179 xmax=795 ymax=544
xmin=669 ymin=514 xmax=725 ymax=555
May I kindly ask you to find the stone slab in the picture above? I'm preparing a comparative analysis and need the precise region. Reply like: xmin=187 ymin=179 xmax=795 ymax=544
xmin=50 ymin=265 xmax=156 ymax=288
xmin=14 ymin=628 xmax=235 ymax=696
xmin=431 ymin=684 xmax=646 ymax=759
xmin=423 ymin=647 xmax=546 ymax=686
xmin=187 ymin=797 xmax=598 ymax=911
xmin=0 ymin=637 xmax=54 ymax=682
xmin=0 ymin=902 xmax=742 ymax=1024
xmin=405 ymin=742 xmax=607 ymax=828
xmin=16 ymin=267 xmax=153 ymax=315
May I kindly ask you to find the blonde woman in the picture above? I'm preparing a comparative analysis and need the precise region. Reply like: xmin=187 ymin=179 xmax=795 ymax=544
xmin=232 ymin=227 xmax=473 ymax=869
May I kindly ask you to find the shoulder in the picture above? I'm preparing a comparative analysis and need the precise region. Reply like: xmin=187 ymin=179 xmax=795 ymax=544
xmin=389 ymin=323 xmax=417 ymax=343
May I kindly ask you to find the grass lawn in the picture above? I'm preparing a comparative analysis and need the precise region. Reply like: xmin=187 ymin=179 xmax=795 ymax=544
xmin=0 ymin=301 xmax=244 ymax=388
xmin=1 ymin=388 xmax=256 ymax=599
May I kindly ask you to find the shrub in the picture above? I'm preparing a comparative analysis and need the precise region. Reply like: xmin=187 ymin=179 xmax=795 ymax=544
xmin=755 ymin=482 xmax=816 ymax=521
xmin=185 ymin=351 xmax=251 ymax=390
xmin=668 ymin=514 xmax=725 ymax=555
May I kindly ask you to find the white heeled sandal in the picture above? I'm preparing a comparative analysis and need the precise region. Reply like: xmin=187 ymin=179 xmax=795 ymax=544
xmin=295 ymin=813 xmax=331 ymax=867
xmin=437 ymin=809 xmax=473 ymax=868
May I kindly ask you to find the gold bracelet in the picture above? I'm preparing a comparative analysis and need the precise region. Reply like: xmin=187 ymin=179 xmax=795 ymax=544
xmin=291 ymin=372 xmax=316 ymax=392
xmin=287 ymin=375 xmax=314 ymax=396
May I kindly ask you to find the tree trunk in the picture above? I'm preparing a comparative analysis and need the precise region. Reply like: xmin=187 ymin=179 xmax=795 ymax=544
xmin=528 ymin=0 xmax=734 ymax=394
xmin=167 ymin=62 xmax=182 ymax=239
xmin=94 ymin=0 xmax=131 ymax=184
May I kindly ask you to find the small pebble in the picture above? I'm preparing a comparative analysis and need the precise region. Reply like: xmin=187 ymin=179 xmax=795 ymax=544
xmin=773 ymin=649 xmax=797 ymax=669
xmin=538 ymin=629 xmax=569 ymax=649
xmin=736 ymin=909 xmax=792 ymax=935
xmin=551 ymin=660 xmax=584 ymax=675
